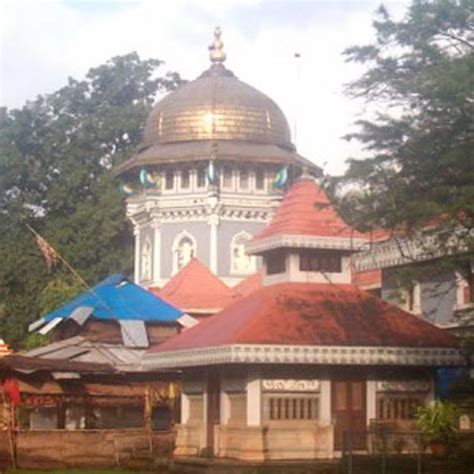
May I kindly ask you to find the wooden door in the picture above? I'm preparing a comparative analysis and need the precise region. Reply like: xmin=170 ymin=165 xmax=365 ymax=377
xmin=206 ymin=375 xmax=220 ymax=455
xmin=332 ymin=379 xmax=366 ymax=450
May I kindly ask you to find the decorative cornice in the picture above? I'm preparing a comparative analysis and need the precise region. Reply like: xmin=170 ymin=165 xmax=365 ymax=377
xmin=354 ymin=230 xmax=470 ymax=271
xmin=246 ymin=234 xmax=368 ymax=255
xmin=262 ymin=379 xmax=321 ymax=392
xmin=376 ymin=380 xmax=431 ymax=392
xmin=142 ymin=344 xmax=463 ymax=370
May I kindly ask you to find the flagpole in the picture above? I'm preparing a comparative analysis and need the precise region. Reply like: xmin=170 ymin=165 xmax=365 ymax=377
xmin=25 ymin=223 xmax=91 ymax=292
xmin=24 ymin=222 xmax=143 ymax=347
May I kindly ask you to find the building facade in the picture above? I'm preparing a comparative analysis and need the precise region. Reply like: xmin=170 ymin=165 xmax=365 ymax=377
xmin=142 ymin=177 xmax=461 ymax=461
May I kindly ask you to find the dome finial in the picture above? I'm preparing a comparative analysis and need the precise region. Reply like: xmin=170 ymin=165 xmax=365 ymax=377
xmin=209 ymin=26 xmax=226 ymax=65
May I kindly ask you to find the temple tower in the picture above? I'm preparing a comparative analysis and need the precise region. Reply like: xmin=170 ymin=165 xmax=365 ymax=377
xmin=116 ymin=28 xmax=315 ymax=287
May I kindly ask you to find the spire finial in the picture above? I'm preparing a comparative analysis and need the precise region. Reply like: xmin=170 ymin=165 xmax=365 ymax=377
xmin=209 ymin=26 xmax=226 ymax=65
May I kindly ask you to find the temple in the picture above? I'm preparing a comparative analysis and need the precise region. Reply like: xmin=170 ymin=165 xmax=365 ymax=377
xmin=142 ymin=175 xmax=461 ymax=461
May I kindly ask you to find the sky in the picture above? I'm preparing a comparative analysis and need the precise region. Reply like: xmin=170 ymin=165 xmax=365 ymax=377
xmin=0 ymin=0 xmax=410 ymax=175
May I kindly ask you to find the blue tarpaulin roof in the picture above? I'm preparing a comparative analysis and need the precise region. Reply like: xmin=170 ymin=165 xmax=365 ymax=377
xmin=43 ymin=274 xmax=183 ymax=323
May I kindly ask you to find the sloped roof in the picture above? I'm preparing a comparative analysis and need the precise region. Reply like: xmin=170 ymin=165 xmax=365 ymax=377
xmin=0 ymin=353 xmax=115 ymax=374
xmin=149 ymin=282 xmax=457 ymax=354
xmin=152 ymin=259 xmax=237 ymax=313
xmin=252 ymin=178 xmax=366 ymax=243
xmin=25 ymin=336 xmax=145 ymax=371
xmin=43 ymin=274 xmax=183 ymax=323
xmin=233 ymin=272 xmax=263 ymax=298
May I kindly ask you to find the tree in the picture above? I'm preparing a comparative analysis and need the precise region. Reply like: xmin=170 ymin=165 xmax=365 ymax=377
xmin=0 ymin=53 xmax=184 ymax=346
xmin=332 ymin=0 xmax=473 ymax=257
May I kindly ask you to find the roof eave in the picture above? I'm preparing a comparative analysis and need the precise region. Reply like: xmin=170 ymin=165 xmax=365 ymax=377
xmin=142 ymin=343 xmax=463 ymax=370
xmin=246 ymin=234 xmax=369 ymax=255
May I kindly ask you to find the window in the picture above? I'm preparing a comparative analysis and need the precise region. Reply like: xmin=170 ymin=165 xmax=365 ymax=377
xmin=197 ymin=168 xmax=206 ymax=188
xmin=231 ymin=232 xmax=255 ymax=274
xmin=457 ymin=267 xmax=474 ymax=306
xmin=222 ymin=167 xmax=233 ymax=188
xmin=265 ymin=395 xmax=319 ymax=421
xmin=165 ymin=170 xmax=174 ymax=190
xmin=256 ymin=168 xmax=265 ymax=190
xmin=181 ymin=169 xmax=190 ymax=189
xmin=400 ymin=282 xmax=421 ymax=314
xmin=463 ymin=272 xmax=474 ymax=304
xmin=266 ymin=250 xmax=286 ymax=275
xmin=176 ymin=238 xmax=194 ymax=269
xmin=239 ymin=169 xmax=249 ymax=189
xmin=172 ymin=232 xmax=197 ymax=273
xmin=299 ymin=250 xmax=342 ymax=273
xmin=376 ymin=394 xmax=425 ymax=421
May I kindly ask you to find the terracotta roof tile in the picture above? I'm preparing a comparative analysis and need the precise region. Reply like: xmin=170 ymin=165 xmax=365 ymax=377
xmin=150 ymin=282 xmax=457 ymax=352
xmin=252 ymin=179 xmax=366 ymax=243
xmin=353 ymin=269 xmax=382 ymax=289
xmin=233 ymin=272 xmax=263 ymax=298
xmin=151 ymin=259 xmax=237 ymax=313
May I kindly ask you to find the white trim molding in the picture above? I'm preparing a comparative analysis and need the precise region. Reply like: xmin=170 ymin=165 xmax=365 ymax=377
xmin=142 ymin=343 xmax=463 ymax=370
xmin=246 ymin=234 xmax=368 ymax=255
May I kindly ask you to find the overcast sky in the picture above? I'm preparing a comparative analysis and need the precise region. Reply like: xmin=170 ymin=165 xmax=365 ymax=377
xmin=0 ymin=0 xmax=410 ymax=175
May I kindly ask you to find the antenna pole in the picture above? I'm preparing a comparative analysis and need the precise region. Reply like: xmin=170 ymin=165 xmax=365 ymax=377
xmin=293 ymin=52 xmax=301 ymax=147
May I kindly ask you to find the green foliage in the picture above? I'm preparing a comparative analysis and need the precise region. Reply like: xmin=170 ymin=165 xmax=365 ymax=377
xmin=330 ymin=0 xmax=473 ymax=255
xmin=23 ymin=332 xmax=51 ymax=351
xmin=416 ymin=399 xmax=459 ymax=444
xmin=38 ymin=278 xmax=83 ymax=316
xmin=0 ymin=52 xmax=184 ymax=347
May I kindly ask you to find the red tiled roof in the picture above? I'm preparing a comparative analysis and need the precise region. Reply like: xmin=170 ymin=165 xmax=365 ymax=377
xmin=150 ymin=259 xmax=237 ymax=314
xmin=233 ymin=272 xmax=262 ymax=298
xmin=150 ymin=282 xmax=456 ymax=353
xmin=353 ymin=269 xmax=382 ymax=289
xmin=252 ymin=179 xmax=366 ymax=242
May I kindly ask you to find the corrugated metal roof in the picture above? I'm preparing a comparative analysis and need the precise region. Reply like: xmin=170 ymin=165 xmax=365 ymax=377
xmin=24 ymin=336 xmax=145 ymax=371
xmin=120 ymin=320 xmax=149 ymax=348
xmin=42 ymin=274 xmax=183 ymax=323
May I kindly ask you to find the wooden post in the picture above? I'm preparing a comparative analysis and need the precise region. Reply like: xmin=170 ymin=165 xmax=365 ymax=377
xmin=7 ymin=398 xmax=16 ymax=468
xmin=144 ymin=385 xmax=153 ymax=455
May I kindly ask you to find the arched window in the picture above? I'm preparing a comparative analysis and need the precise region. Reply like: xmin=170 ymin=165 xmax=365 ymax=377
xmin=231 ymin=231 xmax=255 ymax=274
xmin=141 ymin=236 xmax=152 ymax=281
xmin=172 ymin=231 xmax=197 ymax=274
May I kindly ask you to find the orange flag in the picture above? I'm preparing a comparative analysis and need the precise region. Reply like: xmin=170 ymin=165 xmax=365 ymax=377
xmin=35 ymin=235 xmax=59 ymax=270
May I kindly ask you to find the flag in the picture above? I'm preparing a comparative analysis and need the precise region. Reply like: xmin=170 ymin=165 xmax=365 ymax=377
xmin=35 ymin=234 xmax=59 ymax=270
xmin=2 ymin=378 xmax=20 ymax=406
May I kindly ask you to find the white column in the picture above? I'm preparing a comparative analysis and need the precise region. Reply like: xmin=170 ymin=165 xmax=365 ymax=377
xmin=246 ymin=372 xmax=261 ymax=426
xmin=320 ymin=379 xmax=331 ymax=425
xmin=366 ymin=380 xmax=376 ymax=426
xmin=134 ymin=227 xmax=141 ymax=284
xmin=181 ymin=392 xmax=190 ymax=424
xmin=208 ymin=214 xmax=219 ymax=274
xmin=220 ymin=390 xmax=231 ymax=425
xmin=152 ymin=222 xmax=161 ymax=285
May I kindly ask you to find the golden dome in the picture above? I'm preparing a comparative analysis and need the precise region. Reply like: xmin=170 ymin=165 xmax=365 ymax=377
xmin=143 ymin=28 xmax=294 ymax=150
xmin=115 ymin=28 xmax=315 ymax=176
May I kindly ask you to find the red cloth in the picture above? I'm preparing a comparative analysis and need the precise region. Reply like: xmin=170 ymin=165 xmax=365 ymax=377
xmin=2 ymin=378 xmax=20 ymax=405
